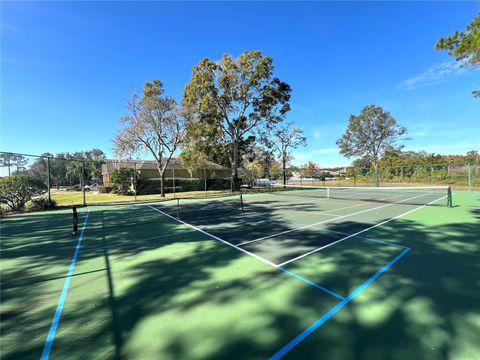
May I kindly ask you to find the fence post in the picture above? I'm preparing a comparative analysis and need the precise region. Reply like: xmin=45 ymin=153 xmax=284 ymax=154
xmin=134 ymin=162 xmax=137 ymax=202
xmin=430 ymin=165 xmax=434 ymax=184
xmin=204 ymin=167 xmax=207 ymax=196
xmin=82 ymin=160 xmax=86 ymax=206
xmin=172 ymin=166 xmax=176 ymax=198
xmin=468 ymin=162 xmax=472 ymax=192
xmin=47 ymin=157 xmax=51 ymax=203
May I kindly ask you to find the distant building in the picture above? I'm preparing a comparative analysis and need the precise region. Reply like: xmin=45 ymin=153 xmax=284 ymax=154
xmin=102 ymin=158 xmax=230 ymax=184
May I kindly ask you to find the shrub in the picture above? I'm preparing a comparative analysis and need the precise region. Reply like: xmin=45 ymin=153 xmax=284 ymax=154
xmin=206 ymin=178 xmax=231 ymax=191
xmin=29 ymin=197 xmax=57 ymax=211
xmin=136 ymin=178 xmax=162 ymax=195
xmin=110 ymin=168 xmax=135 ymax=195
xmin=0 ymin=175 xmax=46 ymax=212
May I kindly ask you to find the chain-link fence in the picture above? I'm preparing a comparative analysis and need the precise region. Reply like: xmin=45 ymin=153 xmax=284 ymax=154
xmin=101 ymin=160 xmax=232 ymax=201
xmin=0 ymin=153 xmax=234 ymax=211
xmin=283 ymin=164 xmax=479 ymax=190
xmin=347 ymin=163 xmax=479 ymax=190
xmin=0 ymin=152 xmax=87 ymax=210
xmin=2 ymin=151 xmax=477 ymax=213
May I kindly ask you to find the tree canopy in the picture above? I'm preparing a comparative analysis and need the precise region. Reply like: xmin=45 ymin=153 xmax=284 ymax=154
xmin=0 ymin=174 xmax=46 ymax=211
xmin=262 ymin=122 xmax=306 ymax=185
xmin=336 ymin=105 xmax=407 ymax=185
xmin=436 ymin=12 xmax=480 ymax=97
xmin=182 ymin=50 xmax=291 ymax=189
xmin=114 ymin=80 xmax=186 ymax=196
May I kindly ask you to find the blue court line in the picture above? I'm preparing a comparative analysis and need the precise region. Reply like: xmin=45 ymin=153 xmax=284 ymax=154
xmin=270 ymin=247 xmax=411 ymax=360
xmin=278 ymin=267 xmax=344 ymax=300
xmin=41 ymin=210 xmax=91 ymax=360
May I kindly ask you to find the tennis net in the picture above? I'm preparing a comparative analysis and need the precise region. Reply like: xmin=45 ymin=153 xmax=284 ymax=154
xmin=269 ymin=185 xmax=452 ymax=207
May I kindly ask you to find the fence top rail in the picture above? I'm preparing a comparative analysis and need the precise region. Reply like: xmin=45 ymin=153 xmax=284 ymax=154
xmin=0 ymin=151 xmax=87 ymax=162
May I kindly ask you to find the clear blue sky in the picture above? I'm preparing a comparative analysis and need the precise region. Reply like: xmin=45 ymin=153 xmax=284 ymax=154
xmin=1 ymin=1 xmax=479 ymax=167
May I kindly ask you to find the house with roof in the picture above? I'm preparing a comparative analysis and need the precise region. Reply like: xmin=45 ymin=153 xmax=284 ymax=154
xmin=101 ymin=158 xmax=230 ymax=184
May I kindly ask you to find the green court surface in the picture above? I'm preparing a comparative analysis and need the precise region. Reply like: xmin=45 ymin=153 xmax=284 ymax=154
xmin=1 ymin=191 xmax=479 ymax=359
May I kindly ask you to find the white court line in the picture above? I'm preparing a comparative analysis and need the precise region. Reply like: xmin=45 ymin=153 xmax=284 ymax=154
xmin=147 ymin=205 xmax=280 ymax=268
xmin=237 ymin=192 xmax=436 ymax=247
xmin=277 ymin=195 xmax=446 ymax=267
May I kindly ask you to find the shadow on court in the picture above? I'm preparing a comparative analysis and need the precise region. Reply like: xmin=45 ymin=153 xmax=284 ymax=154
xmin=1 ymin=194 xmax=479 ymax=359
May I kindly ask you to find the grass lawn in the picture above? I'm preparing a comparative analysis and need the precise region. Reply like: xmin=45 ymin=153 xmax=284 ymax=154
xmin=51 ymin=190 xmax=231 ymax=206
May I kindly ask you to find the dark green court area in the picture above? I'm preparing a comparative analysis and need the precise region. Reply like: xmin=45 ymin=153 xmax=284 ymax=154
xmin=1 ymin=191 xmax=479 ymax=359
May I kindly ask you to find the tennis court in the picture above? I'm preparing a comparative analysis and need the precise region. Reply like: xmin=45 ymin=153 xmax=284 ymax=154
xmin=1 ymin=187 xmax=479 ymax=359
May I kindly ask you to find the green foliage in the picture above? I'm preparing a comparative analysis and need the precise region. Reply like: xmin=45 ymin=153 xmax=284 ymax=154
xmin=336 ymin=105 xmax=407 ymax=167
xmin=0 ymin=175 xmax=46 ymax=212
xmin=29 ymin=197 xmax=57 ymax=211
xmin=98 ymin=185 xmax=112 ymax=194
xmin=182 ymin=50 xmax=292 ymax=186
xmin=436 ymin=12 xmax=480 ymax=67
xmin=110 ymin=168 xmax=135 ymax=195
xmin=269 ymin=161 xmax=283 ymax=180
xmin=347 ymin=149 xmax=480 ymax=189
xmin=26 ymin=149 xmax=105 ymax=188
xmin=241 ymin=160 xmax=264 ymax=185
xmin=436 ymin=12 xmax=480 ymax=97
xmin=298 ymin=161 xmax=322 ymax=178
xmin=244 ymin=147 xmax=276 ymax=179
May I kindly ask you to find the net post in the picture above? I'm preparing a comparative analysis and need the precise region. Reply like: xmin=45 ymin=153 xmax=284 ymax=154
xmin=447 ymin=186 xmax=453 ymax=207
xmin=327 ymin=187 xmax=330 ymax=199
xmin=240 ymin=193 xmax=244 ymax=211
xmin=47 ymin=156 xmax=52 ymax=204
xmin=82 ymin=160 xmax=86 ymax=207
xmin=468 ymin=162 xmax=472 ymax=191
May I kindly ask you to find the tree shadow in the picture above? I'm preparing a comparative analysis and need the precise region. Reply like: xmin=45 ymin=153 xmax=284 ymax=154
xmin=1 ymin=196 xmax=479 ymax=359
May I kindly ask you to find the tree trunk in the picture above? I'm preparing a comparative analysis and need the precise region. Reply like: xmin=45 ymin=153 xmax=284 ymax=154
xmin=374 ymin=163 xmax=379 ymax=187
xmin=231 ymin=139 xmax=240 ymax=191
xmin=157 ymin=165 xmax=165 ymax=197
xmin=282 ymin=153 xmax=287 ymax=186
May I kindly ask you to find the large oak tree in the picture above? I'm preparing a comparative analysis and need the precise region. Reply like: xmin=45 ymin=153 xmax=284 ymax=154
xmin=336 ymin=105 xmax=407 ymax=186
xmin=182 ymin=50 xmax=291 ymax=189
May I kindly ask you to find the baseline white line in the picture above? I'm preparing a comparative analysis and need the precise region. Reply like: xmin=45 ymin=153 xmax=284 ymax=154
xmin=147 ymin=205 xmax=280 ymax=268
xmin=277 ymin=195 xmax=446 ymax=267
xmin=237 ymin=192 xmax=436 ymax=247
